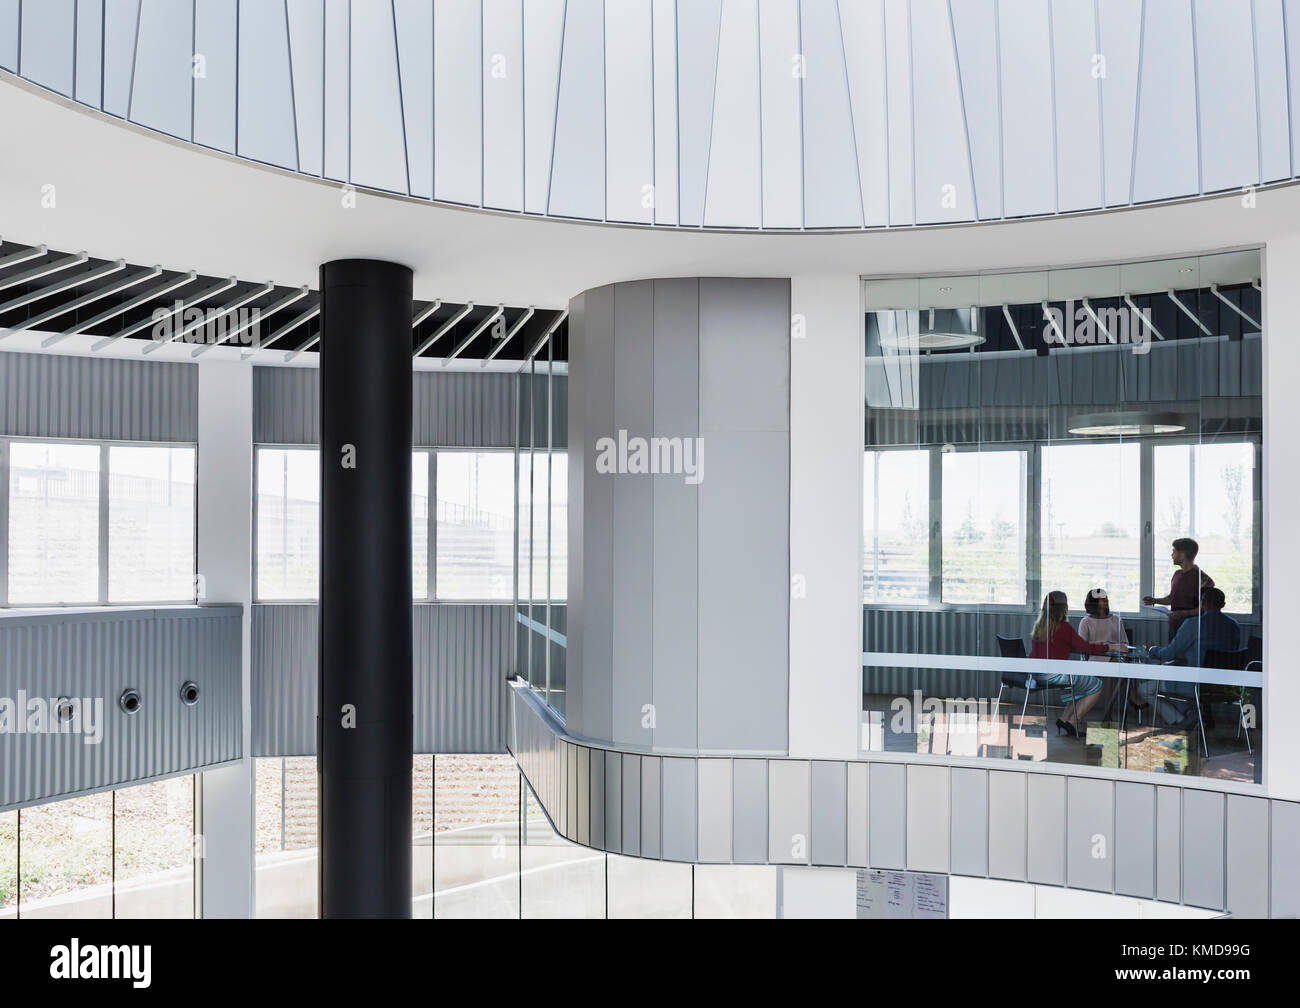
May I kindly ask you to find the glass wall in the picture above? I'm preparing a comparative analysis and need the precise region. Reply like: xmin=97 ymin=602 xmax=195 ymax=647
xmin=861 ymin=252 xmax=1263 ymax=784
xmin=0 ymin=777 xmax=196 ymax=919
xmin=247 ymin=754 xmax=775 ymax=918
xmin=516 ymin=331 xmax=568 ymax=716
xmin=4 ymin=439 xmax=196 ymax=606
xmin=254 ymin=447 xmax=515 ymax=602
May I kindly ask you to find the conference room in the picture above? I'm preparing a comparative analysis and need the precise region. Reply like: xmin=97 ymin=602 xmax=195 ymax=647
xmin=860 ymin=251 xmax=1262 ymax=784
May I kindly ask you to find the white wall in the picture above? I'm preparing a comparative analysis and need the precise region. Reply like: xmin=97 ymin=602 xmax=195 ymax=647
xmin=949 ymin=876 xmax=1220 ymax=919
xmin=1263 ymin=238 xmax=1300 ymax=801
xmin=788 ymin=275 xmax=863 ymax=759
xmin=196 ymin=361 xmax=255 ymax=917
xmin=778 ymin=866 xmax=858 ymax=918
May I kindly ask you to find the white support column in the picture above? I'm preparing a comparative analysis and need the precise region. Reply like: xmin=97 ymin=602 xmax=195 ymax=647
xmin=196 ymin=360 xmax=255 ymax=917
xmin=1263 ymin=239 xmax=1299 ymax=801
xmin=788 ymin=275 xmax=863 ymax=760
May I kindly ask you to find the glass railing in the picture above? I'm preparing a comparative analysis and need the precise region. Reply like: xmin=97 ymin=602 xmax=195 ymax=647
xmin=862 ymin=651 xmax=1261 ymax=784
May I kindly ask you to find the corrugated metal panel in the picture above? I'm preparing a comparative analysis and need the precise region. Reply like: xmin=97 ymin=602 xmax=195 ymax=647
xmin=0 ymin=606 xmax=241 ymax=810
xmin=0 ymin=350 xmax=197 ymax=442
xmin=252 ymin=366 xmax=318 ymax=444
xmin=253 ymin=366 xmax=516 ymax=446
xmin=251 ymin=602 xmax=512 ymax=755
xmin=415 ymin=602 xmax=513 ymax=752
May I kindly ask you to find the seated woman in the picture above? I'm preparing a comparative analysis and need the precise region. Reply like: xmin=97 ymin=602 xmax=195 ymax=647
xmin=1079 ymin=587 xmax=1146 ymax=711
xmin=1028 ymin=590 xmax=1114 ymax=737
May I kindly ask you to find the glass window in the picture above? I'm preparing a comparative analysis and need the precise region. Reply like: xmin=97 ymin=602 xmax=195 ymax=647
xmin=0 ymin=810 xmax=15 ymax=919
xmin=108 ymin=445 xmax=196 ymax=602
xmin=255 ymin=448 xmax=320 ymax=600
xmin=1041 ymin=442 xmax=1141 ymax=610
xmin=17 ymin=791 xmax=114 ymax=918
xmin=253 ymin=756 xmax=318 ymax=919
xmin=530 ymin=453 xmax=550 ymax=602
xmin=1154 ymin=441 xmax=1256 ymax=613
xmin=113 ymin=776 xmax=195 ymax=918
xmin=862 ymin=449 xmax=930 ymax=604
xmin=412 ymin=452 xmax=429 ymax=600
xmin=436 ymin=451 xmax=515 ymax=600
xmin=433 ymin=754 xmax=520 ymax=919
xmin=550 ymin=451 xmax=568 ymax=602
xmin=8 ymin=441 xmax=100 ymax=604
xmin=941 ymin=449 xmax=1027 ymax=605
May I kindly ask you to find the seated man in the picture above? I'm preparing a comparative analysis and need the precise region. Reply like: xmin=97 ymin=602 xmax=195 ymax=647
xmin=1136 ymin=588 xmax=1240 ymax=728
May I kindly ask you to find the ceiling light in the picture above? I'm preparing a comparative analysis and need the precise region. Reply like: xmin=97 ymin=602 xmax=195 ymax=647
xmin=1067 ymin=411 xmax=1190 ymax=436
xmin=877 ymin=307 xmax=985 ymax=351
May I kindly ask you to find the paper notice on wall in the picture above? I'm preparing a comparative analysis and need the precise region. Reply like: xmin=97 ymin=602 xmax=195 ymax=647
xmin=856 ymin=869 xmax=948 ymax=919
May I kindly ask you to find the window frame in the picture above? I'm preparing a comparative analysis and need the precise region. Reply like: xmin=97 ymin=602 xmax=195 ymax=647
xmin=251 ymin=443 xmax=517 ymax=605
xmin=1 ymin=434 xmax=198 ymax=609
xmin=861 ymin=432 xmax=1262 ymax=619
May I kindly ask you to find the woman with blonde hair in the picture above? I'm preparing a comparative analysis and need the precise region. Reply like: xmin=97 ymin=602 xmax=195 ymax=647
xmin=1028 ymin=590 xmax=1115 ymax=736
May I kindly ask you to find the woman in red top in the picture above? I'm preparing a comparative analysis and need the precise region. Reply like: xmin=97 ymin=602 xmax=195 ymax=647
xmin=1028 ymin=590 xmax=1114 ymax=737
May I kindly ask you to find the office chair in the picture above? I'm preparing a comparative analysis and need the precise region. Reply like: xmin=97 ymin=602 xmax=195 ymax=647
xmin=993 ymin=633 xmax=1073 ymax=729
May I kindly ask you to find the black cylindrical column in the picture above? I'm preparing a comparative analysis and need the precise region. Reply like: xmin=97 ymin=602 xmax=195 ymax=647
xmin=318 ymin=259 xmax=413 ymax=918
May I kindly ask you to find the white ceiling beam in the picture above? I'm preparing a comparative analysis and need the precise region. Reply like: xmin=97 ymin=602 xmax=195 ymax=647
xmin=192 ymin=285 xmax=309 ymax=357
xmin=45 ymin=271 xmax=197 ymax=347
xmin=443 ymin=305 xmax=504 ymax=364
xmin=5 ymin=263 xmax=155 ymax=338
xmin=413 ymin=302 xmax=474 ymax=357
xmin=482 ymin=306 xmax=535 ymax=365
xmin=92 ymin=276 xmax=237 ymax=352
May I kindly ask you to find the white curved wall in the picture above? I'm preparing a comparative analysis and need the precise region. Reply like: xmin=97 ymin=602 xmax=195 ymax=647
xmin=3 ymin=0 xmax=1295 ymax=231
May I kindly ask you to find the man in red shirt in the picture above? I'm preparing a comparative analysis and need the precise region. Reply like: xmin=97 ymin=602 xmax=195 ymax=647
xmin=1143 ymin=537 xmax=1214 ymax=635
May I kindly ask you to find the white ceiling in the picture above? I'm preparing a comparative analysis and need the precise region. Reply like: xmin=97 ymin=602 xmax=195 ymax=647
xmin=4 ymin=76 xmax=1300 ymax=312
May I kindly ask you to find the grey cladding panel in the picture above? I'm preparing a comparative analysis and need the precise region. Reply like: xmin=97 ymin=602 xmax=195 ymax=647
xmin=1027 ymin=775 xmax=1066 ymax=886
xmin=1 ymin=607 xmax=242 ymax=810
xmin=1115 ymin=782 xmax=1156 ymax=899
xmin=661 ymin=757 xmax=698 ymax=862
xmin=696 ymin=430 xmax=789 ymax=752
xmin=906 ymin=764 xmax=949 ymax=873
xmin=950 ymin=768 xmax=988 ymax=877
xmin=697 ymin=759 xmax=732 ymax=863
xmin=868 ymin=763 xmax=906 ymax=870
xmin=1182 ymin=789 xmax=1225 ymax=911
xmin=252 ymin=365 xmax=516 ymax=446
xmin=253 ymin=603 xmax=512 ymax=756
xmin=698 ymin=278 xmax=790 ymax=433
xmin=0 ymin=350 xmax=197 ymax=442
xmin=768 ymin=760 xmax=810 ymax=864
xmin=732 ymin=759 xmax=768 ymax=864
xmin=1225 ymin=795 xmax=1268 ymax=918
xmin=988 ymin=771 xmax=1027 ymax=881
xmin=810 ymin=761 xmax=847 ymax=867
xmin=1066 ymin=777 xmax=1114 ymax=893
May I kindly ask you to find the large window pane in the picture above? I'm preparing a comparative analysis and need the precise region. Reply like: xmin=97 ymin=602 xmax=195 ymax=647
xmin=255 ymin=448 xmax=320 ymax=600
xmin=863 ymin=449 xmax=929 ymax=603
xmin=413 ymin=452 xmax=429 ymax=599
xmin=1154 ymin=442 xmax=1256 ymax=613
xmin=1041 ymin=442 xmax=1140 ymax=610
xmin=108 ymin=445 xmax=196 ymax=602
xmin=550 ymin=452 xmax=568 ymax=601
xmin=941 ymin=450 xmax=1026 ymax=605
xmin=520 ymin=785 xmax=604 ymax=918
xmin=253 ymin=756 xmax=317 ymax=918
xmin=529 ymin=453 xmax=550 ymax=601
xmin=17 ymin=792 xmax=113 ymax=918
xmin=8 ymin=442 xmax=100 ymax=604
xmin=413 ymin=755 xmax=433 ymax=918
xmin=0 ymin=810 xmax=15 ymax=919
xmin=436 ymin=451 xmax=514 ymax=600
xmin=433 ymin=755 xmax=520 ymax=919
xmin=113 ymin=777 xmax=195 ymax=918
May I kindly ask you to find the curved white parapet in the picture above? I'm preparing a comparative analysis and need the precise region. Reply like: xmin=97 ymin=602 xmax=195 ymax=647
xmin=509 ymin=680 xmax=1298 ymax=917
xmin=2 ymin=0 xmax=1295 ymax=232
